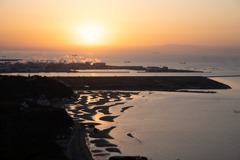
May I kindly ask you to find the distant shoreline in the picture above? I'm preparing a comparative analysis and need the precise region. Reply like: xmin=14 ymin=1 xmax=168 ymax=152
xmin=207 ymin=75 xmax=240 ymax=77
xmin=52 ymin=76 xmax=231 ymax=91
xmin=0 ymin=59 xmax=22 ymax=61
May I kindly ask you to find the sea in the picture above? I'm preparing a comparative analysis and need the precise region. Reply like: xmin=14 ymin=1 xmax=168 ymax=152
xmin=1 ymin=50 xmax=240 ymax=160
xmin=1 ymin=50 xmax=240 ymax=77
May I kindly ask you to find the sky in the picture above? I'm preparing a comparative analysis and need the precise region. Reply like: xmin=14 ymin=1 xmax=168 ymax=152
xmin=0 ymin=0 xmax=240 ymax=52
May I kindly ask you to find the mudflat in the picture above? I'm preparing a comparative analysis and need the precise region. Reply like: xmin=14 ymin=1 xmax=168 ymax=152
xmin=65 ymin=91 xmax=141 ymax=159
xmin=61 ymin=76 xmax=231 ymax=160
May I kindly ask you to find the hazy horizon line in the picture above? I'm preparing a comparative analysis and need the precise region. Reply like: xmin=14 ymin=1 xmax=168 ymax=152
xmin=1 ymin=44 xmax=240 ymax=55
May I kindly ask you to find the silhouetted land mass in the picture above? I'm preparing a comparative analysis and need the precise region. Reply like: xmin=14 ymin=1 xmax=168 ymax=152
xmin=0 ymin=75 xmax=231 ymax=159
xmin=0 ymin=59 xmax=22 ymax=61
xmin=0 ymin=75 xmax=73 ymax=101
xmin=0 ymin=76 xmax=74 ymax=160
xmin=52 ymin=76 xmax=231 ymax=90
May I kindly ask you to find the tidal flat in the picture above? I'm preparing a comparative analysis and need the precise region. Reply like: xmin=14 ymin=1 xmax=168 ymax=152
xmin=64 ymin=81 xmax=240 ymax=160
xmin=57 ymin=76 xmax=236 ymax=160
xmin=64 ymin=91 xmax=142 ymax=159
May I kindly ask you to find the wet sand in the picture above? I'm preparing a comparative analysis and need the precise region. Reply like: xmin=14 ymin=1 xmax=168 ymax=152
xmin=106 ymin=148 xmax=122 ymax=154
xmin=89 ymin=126 xmax=116 ymax=139
xmin=99 ymin=116 xmax=119 ymax=122
xmin=90 ymin=139 xmax=118 ymax=147
xmin=65 ymin=88 xmax=232 ymax=159
xmin=64 ymin=91 xmax=139 ymax=159
xmin=121 ymin=106 xmax=134 ymax=112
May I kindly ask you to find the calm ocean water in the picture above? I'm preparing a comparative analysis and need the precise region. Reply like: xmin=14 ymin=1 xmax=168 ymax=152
xmin=66 ymin=76 xmax=240 ymax=160
xmin=2 ymin=51 xmax=240 ymax=159
xmin=1 ymin=50 xmax=240 ymax=77
xmin=109 ymin=79 xmax=240 ymax=160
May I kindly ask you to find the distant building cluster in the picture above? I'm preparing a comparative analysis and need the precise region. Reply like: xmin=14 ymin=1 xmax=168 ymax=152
xmin=146 ymin=66 xmax=168 ymax=72
xmin=0 ymin=61 xmax=107 ymax=73
xmin=0 ymin=60 xmax=146 ymax=73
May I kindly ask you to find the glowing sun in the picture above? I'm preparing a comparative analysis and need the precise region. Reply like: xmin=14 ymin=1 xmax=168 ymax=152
xmin=79 ymin=24 xmax=105 ymax=45
xmin=88 ymin=34 xmax=94 ymax=40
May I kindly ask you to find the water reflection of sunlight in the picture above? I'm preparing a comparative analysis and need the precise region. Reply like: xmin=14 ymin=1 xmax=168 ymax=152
xmin=87 ymin=105 xmax=95 ymax=110
xmin=87 ymin=96 xmax=105 ymax=104
xmin=94 ymin=112 xmax=115 ymax=130
xmin=87 ymin=95 xmax=98 ymax=103
xmin=84 ymin=120 xmax=98 ymax=124
xmin=71 ymin=91 xmax=143 ymax=159
xmin=109 ymin=98 xmax=115 ymax=102
xmin=91 ymin=73 xmax=98 ymax=76
xmin=67 ymin=104 xmax=77 ymax=110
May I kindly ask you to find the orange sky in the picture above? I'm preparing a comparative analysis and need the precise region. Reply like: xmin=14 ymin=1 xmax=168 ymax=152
xmin=0 ymin=0 xmax=240 ymax=51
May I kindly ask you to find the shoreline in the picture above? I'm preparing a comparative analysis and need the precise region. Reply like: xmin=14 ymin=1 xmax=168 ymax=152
xmin=64 ymin=91 xmax=141 ymax=159
xmin=52 ymin=76 xmax=231 ymax=91
xmin=56 ymin=76 xmax=233 ymax=160
xmin=63 ymin=88 xmax=223 ymax=160
xmin=67 ymin=126 xmax=94 ymax=160
xmin=53 ymin=97 xmax=94 ymax=160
